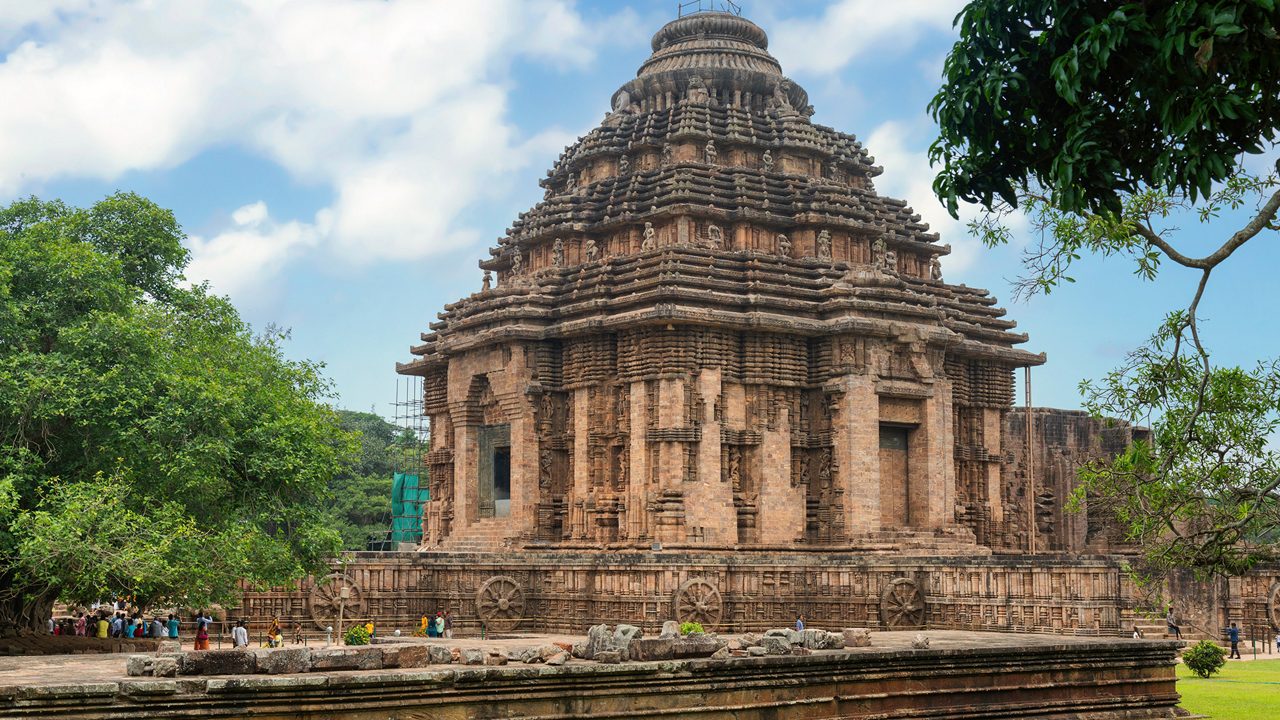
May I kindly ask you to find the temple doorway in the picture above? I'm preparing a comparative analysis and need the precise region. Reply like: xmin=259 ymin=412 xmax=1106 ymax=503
xmin=879 ymin=425 xmax=911 ymax=527
xmin=477 ymin=424 xmax=511 ymax=519
xmin=493 ymin=447 xmax=511 ymax=517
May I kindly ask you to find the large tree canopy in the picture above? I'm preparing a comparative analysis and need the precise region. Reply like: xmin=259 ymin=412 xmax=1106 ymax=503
xmin=931 ymin=1 xmax=1280 ymax=580
xmin=930 ymin=0 xmax=1280 ymax=216
xmin=0 ymin=193 xmax=354 ymax=631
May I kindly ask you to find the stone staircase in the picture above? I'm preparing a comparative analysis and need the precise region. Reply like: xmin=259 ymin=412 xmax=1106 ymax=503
xmin=437 ymin=518 xmax=516 ymax=553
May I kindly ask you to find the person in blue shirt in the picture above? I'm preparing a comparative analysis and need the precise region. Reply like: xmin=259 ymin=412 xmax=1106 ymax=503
xmin=795 ymin=615 xmax=805 ymax=632
xmin=1228 ymin=623 xmax=1242 ymax=659
xmin=167 ymin=614 xmax=180 ymax=639
xmin=124 ymin=617 xmax=137 ymax=638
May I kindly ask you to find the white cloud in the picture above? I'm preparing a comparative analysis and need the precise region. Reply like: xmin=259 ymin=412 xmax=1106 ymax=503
xmin=769 ymin=0 xmax=964 ymax=75
xmin=0 ymin=0 xmax=603 ymax=294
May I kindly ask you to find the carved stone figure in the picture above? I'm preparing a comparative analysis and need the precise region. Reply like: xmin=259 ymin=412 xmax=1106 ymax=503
xmin=761 ymin=149 xmax=774 ymax=172
xmin=618 ymin=155 xmax=630 ymax=175
xmin=661 ymin=143 xmax=674 ymax=166
xmin=704 ymin=140 xmax=718 ymax=165
xmin=511 ymin=250 xmax=523 ymax=275
xmin=872 ymin=237 xmax=887 ymax=270
xmin=687 ymin=74 xmax=709 ymax=104
xmin=566 ymin=173 xmax=577 ymax=193
xmin=481 ymin=270 xmax=492 ymax=291
xmin=884 ymin=249 xmax=897 ymax=273
xmin=707 ymin=224 xmax=724 ymax=249
xmin=771 ymin=79 xmax=793 ymax=113
xmin=585 ymin=238 xmax=599 ymax=262
xmin=930 ymin=255 xmax=943 ymax=281
xmin=612 ymin=88 xmax=631 ymax=113
xmin=777 ymin=233 xmax=791 ymax=256
xmin=552 ymin=238 xmax=565 ymax=267
xmin=817 ymin=229 xmax=832 ymax=261
xmin=642 ymin=222 xmax=656 ymax=251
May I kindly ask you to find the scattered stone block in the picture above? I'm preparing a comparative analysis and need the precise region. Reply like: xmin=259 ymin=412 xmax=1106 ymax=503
xmin=628 ymin=637 xmax=676 ymax=661
xmin=842 ymin=628 xmax=871 ymax=647
xmin=387 ymin=644 xmax=431 ymax=669
xmin=428 ymin=645 xmax=454 ymax=665
xmin=309 ymin=647 xmax=382 ymax=672
xmin=151 ymin=657 xmax=179 ymax=678
xmin=747 ymin=646 xmax=766 ymax=657
xmin=911 ymin=634 xmax=930 ymax=650
xmin=126 ymin=655 xmax=150 ymax=677
xmin=257 ymin=648 xmax=311 ymax=675
xmin=791 ymin=646 xmax=812 ymax=656
xmin=461 ymin=648 xmax=484 ymax=666
xmin=484 ymin=654 xmax=507 ymax=666
xmin=761 ymin=636 xmax=791 ymax=656
xmin=594 ymin=651 xmax=621 ymax=664
xmin=537 ymin=644 xmax=563 ymax=661
xmin=545 ymin=652 xmax=567 ymax=666
xmin=660 ymin=621 xmax=680 ymax=638
xmin=191 ymin=649 xmax=258 ymax=676
xmin=763 ymin=629 xmax=790 ymax=638
xmin=711 ymin=646 xmax=730 ymax=659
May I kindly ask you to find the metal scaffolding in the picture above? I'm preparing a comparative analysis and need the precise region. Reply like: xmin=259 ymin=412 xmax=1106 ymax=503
xmin=368 ymin=376 xmax=428 ymax=550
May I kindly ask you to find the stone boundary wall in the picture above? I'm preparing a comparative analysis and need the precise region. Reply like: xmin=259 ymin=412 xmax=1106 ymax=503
xmin=236 ymin=552 xmax=1140 ymax=636
xmin=0 ymin=639 xmax=1182 ymax=719
xmin=0 ymin=637 xmax=161 ymax=657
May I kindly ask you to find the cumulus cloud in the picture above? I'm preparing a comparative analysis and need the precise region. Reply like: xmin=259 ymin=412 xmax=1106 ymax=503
xmin=769 ymin=0 xmax=964 ymax=74
xmin=0 ymin=0 xmax=603 ymax=294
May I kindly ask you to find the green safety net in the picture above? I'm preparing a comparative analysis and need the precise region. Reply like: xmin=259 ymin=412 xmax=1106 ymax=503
xmin=391 ymin=472 xmax=429 ymax=542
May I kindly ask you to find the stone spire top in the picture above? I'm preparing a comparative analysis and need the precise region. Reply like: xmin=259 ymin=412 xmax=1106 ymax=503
xmin=640 ymin=12 xmax=780 ymax=78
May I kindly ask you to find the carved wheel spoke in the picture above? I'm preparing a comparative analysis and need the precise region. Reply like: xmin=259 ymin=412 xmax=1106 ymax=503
xmin=476 ymin=576 xmax=526 ymax=631
xmin=673 ymin=578 xmax=723 ymax=629
xmin=309 ymin=573 xmax=365 ymax=630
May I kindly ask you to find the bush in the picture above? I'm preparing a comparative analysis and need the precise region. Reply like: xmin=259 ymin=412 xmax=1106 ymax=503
xmin=343 ymin=625 xmax=371 ymax=646
xmin=1183 ymin=639 xmax=1226 ymax=679
xmin=679 ymin=621 xmax=704 ymax=636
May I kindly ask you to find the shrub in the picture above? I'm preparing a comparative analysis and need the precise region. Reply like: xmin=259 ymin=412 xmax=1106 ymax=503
xmin=679 ymin=621 xmax=704 ymax=636
xmin=343 ymin=625 xmax=371 ymax=646
xmin=1183 ymin=639 xmax=1226 ymax=679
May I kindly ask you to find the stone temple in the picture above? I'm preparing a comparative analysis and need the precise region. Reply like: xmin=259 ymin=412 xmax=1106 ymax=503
xmin=238 ymin=11 xmax=1280 ymax=639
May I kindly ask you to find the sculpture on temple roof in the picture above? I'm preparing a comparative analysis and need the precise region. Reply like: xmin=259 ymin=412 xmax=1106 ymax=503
xmin=930 ymin=255 xmax=943 ymax=281
xmin=707 ymin=224 xmax=724 ymax=249
xmin=884 ymin=249 xmax=898 ymax=273
xmin=482 ymin=270 xmax=492 ymax=291
xmin=761 ymin=149 xmax=774 ymax=172
xmin=817 ymin=229 xmax=832 ymax=261
xmin=661 ymin=143 xmax=674 ymax=166
xmin=771 ymin=79 xmax=794 ymax=114
xmin=872 ymin=237 xmax=887 ymax=270
xmin=704 ymin=140 xmax=718 ymax=165
xmin=511 ymin=250 xmax=523 ymax=275
xmin=777 ymin=233 xmax=791 ymax=256
xmin=642 ymin=222 xmax=656 ymax=251
xmin=585 ymin=238 xmax=600 ymax=262
xmin=566 ymin=173 xmax=577 ymax=193
xmin=552 ymin=238 xmax=565 ymax=267
xmin=618 ymin=155 xmax=630 ymax=175
xmin=688 ymin=74 xmax=709 ymax=104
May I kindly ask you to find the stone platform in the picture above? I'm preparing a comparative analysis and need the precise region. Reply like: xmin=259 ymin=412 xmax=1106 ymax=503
xmin=0 ymin=632 xmax=1180 ymax=719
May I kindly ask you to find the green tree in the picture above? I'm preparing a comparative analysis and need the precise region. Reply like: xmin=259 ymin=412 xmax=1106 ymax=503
xmin=0 ymin=193 xmax=356 ymax=632
xmin=930 ymin=1 xmax=1280 ymax=578
xmin=327 ymin=410 xmax=405 ymax=550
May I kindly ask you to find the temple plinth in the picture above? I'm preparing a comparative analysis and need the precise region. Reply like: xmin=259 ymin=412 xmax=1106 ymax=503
xmin=396 ymin=11 xmax=1044 ymax=555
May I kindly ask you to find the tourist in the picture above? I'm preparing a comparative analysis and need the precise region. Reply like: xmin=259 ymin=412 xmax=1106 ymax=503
xmin=194 ymin=610 xmax=211 ymax=651
xmin=433 ymin=613 xmax=444 ymax=638
xmin=96 ymin=614 xmax=110 ymax=639
xmin=444 ymin=611 xmax=453 ymax=639
xmin=292 ymin=622 xmax=303 ymax=646
xmin=47 ymin=616 xmax=55 ymax=635
xmin=1228 ymin=623 xmax=1241 ymax=659
xmin=124 ymin=616 xmax=137 ymax=638
xmin=795 ymin=615 xmax=805 ymax=632
xmin=1132 ymin=626 xmax=1144 ymax=639
xmin=74 ymin=612 xmax=86 ymax=637
xmin=110 ymin=613 xmax=123 ymax=638
xmin=270 ymin=625 xmax=284 ymax=648
xmin=366 ymin=621 xmax=376 ymax=639
xmin=232 ymin=620 xmax=249 ymax=649
xmin=1166 ymin=607 xmax=1182 ymax=640
xmin=151 ymin=616 xmax=165 ymax=639
xmin=167 ymin=613 xmax=179 ymax=639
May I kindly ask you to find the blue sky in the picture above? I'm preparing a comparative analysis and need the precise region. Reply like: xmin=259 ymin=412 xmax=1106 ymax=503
xmin=2 ymin=0 xmax=1276 ymax=419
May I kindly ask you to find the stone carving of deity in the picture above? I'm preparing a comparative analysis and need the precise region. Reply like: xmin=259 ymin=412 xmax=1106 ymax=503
xmin=762 ymin=149 xmax=774 ymax=172
xmin=566 ymin=173 xmax=577 ymax=193
xmin=930 ymin=255 xmax=943 ymax=281
xmin=661 ymin=143 xmax=674 ymax=167
xmin=704 ymin=140 xmax=717 ymax=165
xmin=777 ymin=233 xmax=791 ymax=256
xmin=618 ymin=155 xmax=629 ymax=175
xmin=817 ymin=229 xmax=832 ymax=261
xmin=552 ymin=238 xmax=565 ymax=267
xmin=511 ymin=250 xmax=523 ymax=275
xmin=707 ymin=224 xmax=724 ymax=249
xmin=612 ymin=88 xmax=631 ymax=113
xmin=481 ymin=270 xmax=492 ymax=291
xmin=884 ymin=249 xmax=897 ymax=273
xmin=872 ymin=237 xmax=887 ymax=270
xmin=585 ymin=238 xmax=599 ymax=262
xmin=642 ymin=222 xmax=656 ymax=251
xmin=727 ymin=449 xmax=741 ymax=487
xmin=771 ymin=80 xmax=794 ymax=113
xmin=688 ymin=74 xmax=709 ymax=104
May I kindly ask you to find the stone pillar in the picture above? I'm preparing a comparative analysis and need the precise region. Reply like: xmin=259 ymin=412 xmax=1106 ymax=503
xmin=628 ymin=381 xmax=650 ymax=541
xmin=836 ymin=375 xmax=880 ymax=534
xmin=912 ymin=380 xmax=956 ymax=529
xmin=685 ymin=369 xmax=732 ymax=545
xmin=982 ymin=406 xmax=1004 ymax=531
xmin=756 ymin=404 xmax=801 ymax=544
xmin=453 ymin=423 xmax=476 ymax=529
xmin=572 ymin=388 xmax=592 ymax=539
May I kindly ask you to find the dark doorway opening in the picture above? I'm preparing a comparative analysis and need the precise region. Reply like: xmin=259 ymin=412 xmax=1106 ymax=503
xmin=494 ymin=447 xmax=511 ymax=517
xmin=879 ymin=425 xmax=910 ymax=527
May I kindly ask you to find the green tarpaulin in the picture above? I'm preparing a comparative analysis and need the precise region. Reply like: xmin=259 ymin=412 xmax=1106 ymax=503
xmin=391 ymin=472 xmax=429 ymax=542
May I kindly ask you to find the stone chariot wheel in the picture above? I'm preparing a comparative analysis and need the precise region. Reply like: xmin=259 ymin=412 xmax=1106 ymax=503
xmin=1268 ymin=582 xmax=1280 ymax=631
xmin=476 ymin=576 xmax=526 ymax=632
xmin=880 ymin=577 xmax=926 ymax=629
xmin=309 ymin=573 xmax=366 ymax=630
xmin=673 ymin=578 xmax=723 ymax=628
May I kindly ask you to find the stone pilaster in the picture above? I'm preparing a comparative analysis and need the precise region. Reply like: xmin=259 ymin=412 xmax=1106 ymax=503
xmin=756 ymin=404 xmax=801 ymax=544
xmin=685 ymin=369 xmax=731 ymax=544
xmin=837 ymin=374 xmax=880 ymax=534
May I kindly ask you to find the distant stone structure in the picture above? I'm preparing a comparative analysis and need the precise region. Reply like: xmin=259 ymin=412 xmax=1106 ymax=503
xmin=235 ymin=11 xmax=1279 ymax=641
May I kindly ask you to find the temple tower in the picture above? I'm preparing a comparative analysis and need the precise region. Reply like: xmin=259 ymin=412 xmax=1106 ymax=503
xmin=397 ymin=11 xmax=1044 ymax=554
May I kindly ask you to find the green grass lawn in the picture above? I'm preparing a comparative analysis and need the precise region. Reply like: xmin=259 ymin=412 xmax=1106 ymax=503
xmin=1177 ymin=657 xmax=1280 ymax=718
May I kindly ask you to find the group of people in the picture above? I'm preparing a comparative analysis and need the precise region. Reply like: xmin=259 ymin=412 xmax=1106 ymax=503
xmin=48 ymin=611 xmax=183 ymax=641
xmin=419 ymin=610 xmax=453 ymax=638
